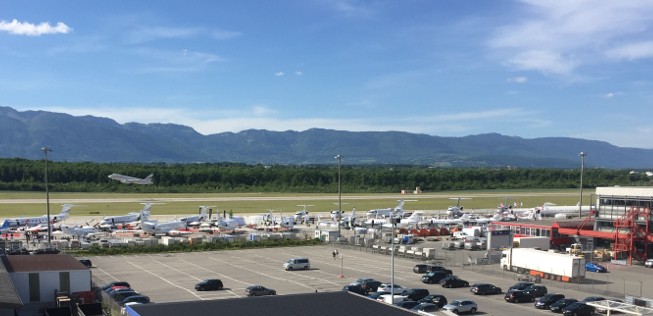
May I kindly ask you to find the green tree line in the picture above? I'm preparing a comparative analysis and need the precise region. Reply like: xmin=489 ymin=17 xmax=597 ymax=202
xmin=0 ymin=158 xmax=650 ymax=193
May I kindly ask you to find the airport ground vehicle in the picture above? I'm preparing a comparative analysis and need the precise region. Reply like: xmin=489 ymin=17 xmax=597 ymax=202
xmin=442 ymin=300 xmax=478 ymax=314
xmin=245 ymin=285 xmax=276 ymax=296
xmin=195 ymin=279 xmax=223 ymax=291
xmin=513 ymin=236 xmax=550 ymax=250
xmin=470 ymin=283 xmax=501 ymax=295
xmin=504 ymin=290 xmax=535 ymax=303
xmin=440 ymin=277 xmax=469 ymax=288
xmin=562 ymin=302 xmax=595 ymax=316
xmin=585 ymin=262 xmax=608 ymax=272
xmin=283 ymin=257 xmax=310 ymax=270
xmin=501 ymin=248 xmax=586 ymax=282
xmin=421 ymin=271 xmax=450 ymax=284
xmin=549 ymin=298 xmax=578 ymax=313
xmin=418 ymin=294 xmax=448 ymax=308
xmin=535 ymin=293 xmax=565 ymax=309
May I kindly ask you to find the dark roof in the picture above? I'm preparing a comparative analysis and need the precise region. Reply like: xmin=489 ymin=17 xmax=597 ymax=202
xmin=0 ymin=256 xmax=22 ymax=308
xmin=2 ymin=254 xmax=87 ymax=272
xmin=128 ymin=291 xmax=417 ymax=316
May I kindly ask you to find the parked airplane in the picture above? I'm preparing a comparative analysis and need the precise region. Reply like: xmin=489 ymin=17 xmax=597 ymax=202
xmin=339 ymin=208 xmax=357 ymax=228
xmin=60 ymin=224 xmax=102 ymax=238
xmin=517 ymin=202 xmax=592 ymax=220
xmin=108 ymin=173 xmax=154 ymax=185
xmin=294 ymin=205 xmax=313 ymax=223
xmin=445 ymin=197 xmax=471 ymax=218
xmin=98 ymin=203 xmax=152 ymax=230
xmin=180 ymin=206 xmax=210 ymax=227
xmin=3 ymin=204 xmax=73 ymax=228
xmin=0 ymin=220 xmax=11 ymax=233
xmin=140 ymin=218 xmax=187 ymax=235
xmin=260 ymin=210 xmax=294 ymax=230
xmin=382 ymin=210 xmax=426 ymax=228
xmin=365 ymin=200 xmax=407 ymax=219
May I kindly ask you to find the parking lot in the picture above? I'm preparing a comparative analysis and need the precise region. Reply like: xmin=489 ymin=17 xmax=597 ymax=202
xmin=88 ymin=242 xmax=653 ymax=315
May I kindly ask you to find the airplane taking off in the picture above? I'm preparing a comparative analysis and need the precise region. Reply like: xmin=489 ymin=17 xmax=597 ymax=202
xmin=2 ymin=204 xmax=73 ymax=228
xmin=108 ymin=173 xmax=154 ymax=185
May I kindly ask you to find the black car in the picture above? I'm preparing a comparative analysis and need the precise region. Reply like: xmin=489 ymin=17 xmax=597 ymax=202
xmin=504 ymin=289 xmax=535 ymax=303
xmin=195 ymin=279 xmax=223 ymax=291
xmin=508 ymin=282 xmax=534 ymax=291
xmin=550 ymin=298 xmax=579 ymax=313
xmin=562 ymin=302 xmax=595 ymax=316
xmin=394 ymin=300 xmax=421 ymax=309
xmin=79 ymin=259 xmax=93 ymax=268
xmin=535 ymin=293 xmax=565 ymax=309
xmin=399 ymin=288 xmax=430 ymax=301
xmin=245 ymin=285 xmax=276 ymax=296
xmin=418 ymin=294 xmax=448 ymax=308
xmin=411 ymin=303 xmax=440 ymax=313
xmin=523 ymin=285 xmax=548 ymax=297
xmin=421 ymin=272 xmax=450 ymax=284
xmin=101 ymin=281 xmax=131 ymax=292
xmin=413 ymin=264 xmax=453 ymax=275
xmin=470 ymin=283 xmax=502 ymax=295
xmin=360 ymin=279 xmax=382 ymax=292
xmin=119 ymin=295 xmax=150 ymax=306
xmin=112 ymin=290 xmax=140 ymax=302
xmin=581 ymin=296 xmax=606 ymax=303
xmin=440 ymin=277 xmax=469 ymax=288
xmin=342 ymin=285 xmax=367 ymax=295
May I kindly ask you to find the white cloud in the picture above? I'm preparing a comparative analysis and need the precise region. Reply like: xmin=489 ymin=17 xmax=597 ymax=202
xmin=488 ymin=2 xmax=653 ymax=76
xmin=274 ymin=71 xmax=285 ymax=77
xmin=212 ymin=29 xmax=241 ymax=40
xmin=295 ymin=71 xmax=303 ymax=76
xmin=0 ymin=19 xmax=71 ymax=36
xmin=127 ymin=26 xmax=202 ymax=43
xmin=507 ymin=76 xmax=528 ymax=83
xmin=131 ymin=48 xmax=223 ymax=73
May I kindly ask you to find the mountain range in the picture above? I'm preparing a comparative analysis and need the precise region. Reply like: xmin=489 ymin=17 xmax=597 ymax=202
xmin=0 ymin=106 xmax=651 ymax=169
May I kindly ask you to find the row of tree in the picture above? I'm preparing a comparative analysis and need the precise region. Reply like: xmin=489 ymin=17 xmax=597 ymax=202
xmin=0 ymin=158 xmax=650 ymax=193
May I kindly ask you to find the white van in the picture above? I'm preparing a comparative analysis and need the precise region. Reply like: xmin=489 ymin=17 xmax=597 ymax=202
xmin=283 ymin=258 xmax=310 ymax=270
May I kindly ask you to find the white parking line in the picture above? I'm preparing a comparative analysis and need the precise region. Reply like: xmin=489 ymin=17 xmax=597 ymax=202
xmin=125 ymin=260 xmax=207 ymax=300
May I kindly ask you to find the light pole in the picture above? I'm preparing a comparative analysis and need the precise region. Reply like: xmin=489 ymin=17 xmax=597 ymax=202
xmin=338 ymin=254 xmax=345 ymax=278
xmin=335 ymin=154 xmax=342 ymax=238
xmin=41 ymin=146 xmax=53 ymax=245
xmin=579 ymin=152 xmax=587 ymax=218
xmin=390 ymin=217 xmax=400 ymax=303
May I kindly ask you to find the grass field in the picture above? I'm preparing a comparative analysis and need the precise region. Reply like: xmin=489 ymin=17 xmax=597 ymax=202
xmin=0 ymin=189 xmax=592 ymax=217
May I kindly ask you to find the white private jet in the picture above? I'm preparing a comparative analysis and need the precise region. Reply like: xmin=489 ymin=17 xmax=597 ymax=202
xmin=0 ymin=221 xmax=12 ymax=233
xmin=260 ymin=210 xmax=294 ymax=230
xmin=445 ymin=197 xmax=471 ymax=218
xmin=382 ymin=210 xmax=427 ymax=228
xmin=516 ymin=202 xmax=592 ymax=220
xmin=180 ymin=206 xmax=210 ymax=227
xmin=98 ymin=203 xmax=152 ymax=230
xmin=60 ymin=224 xmax=102 ymax=238
xmin=108 ymin=173 xmax=154 ymax=185
xmin=140 ymin=218 xmax=187 ymax=235
xmin=3 ymin=204 xmax=74 ymax=228
xmin=365 ymin=200 xmax=407 ymax=219
xmin=294 ymin=204 xmax=313 ymax=223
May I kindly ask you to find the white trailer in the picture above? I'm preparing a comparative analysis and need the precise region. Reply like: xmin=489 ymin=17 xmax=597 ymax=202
xmin=500 ymin=248 xmax=586 ymax=282
xmin=513 ymin=236 xmax=550 ymax=250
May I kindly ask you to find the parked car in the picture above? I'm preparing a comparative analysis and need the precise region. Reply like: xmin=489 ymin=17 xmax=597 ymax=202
xmin=195 ymin=279 xmax=223 ymax=291
xmin=79 ymin=259 xmax=93 ymax=268
xmin=394 ymin=300 xmax=420 ymax=309
xmin=523 ymin=285 xmax=548 ymax=298
xmin=101 ymin=281 xmax=131 ymax=292
xmin=107 ymin=287 xmax=134 ymax=299
xmin=470 ymin=283 xmax=501 ymax=295
xmin=421 ymin=271 xmax=450 ymax=284
xmin=442 ymin=300 xmax=478 ymax=314
xmin=377 ymin=283 xmax=405 ymax=294
xmin=418 ymin=294 xmax=448 ymax=308
xmin=360 ymin=279 xmax=382 ymax=292
xmin=508 ymin=282 xmax=534 ymax=291
xmin=585 ymin=262 xmax=608 ymax=272
xmin=245 ymin=285 xmax=276 ymax=296
xmin=112 ymin=290 xmax=140 ymax=302
xmin=581 ymin=296 xmax=606 ymax=303
xmin=410 ymin=303 xmax=440 ymax=313
xmin=119 ymin=295 xmax=150 ymax=306
xmin=398 ymin=288 xmax=430 ymax=302
xmin=535 ymin=293 xmax=565 ymax=309
xmin=367 ymin=291 xmax=390 ymax=300
xmin=342 ymin=285 xmax=367 ymax=295
xmin=645 ymin=259 xmax=653 ymax=268
xmin=549 ymin=298 xmax=579 ymax=313
xmin=440 ymin=277 xmax=469 ymax=288
xmin=562 ymin=302 xmax=595 ymax=316
xmin=413 ymin=264 xmax=453 ymax=275
xmin=504 ymin=290 xmax=535 ymax=303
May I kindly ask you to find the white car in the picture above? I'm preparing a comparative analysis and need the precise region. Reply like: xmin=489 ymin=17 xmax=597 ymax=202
xmin=645 ymin=259 xmax=653 ymax=268
xmin=442 ymin=300 xmax=478 ymax=314
xmin=377 ymin=283 xmax=405 ymax=294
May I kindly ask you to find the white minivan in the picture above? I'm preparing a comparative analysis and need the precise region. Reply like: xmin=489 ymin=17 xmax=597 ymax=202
xmin=283 ymin=257 xmax=310 ymax=270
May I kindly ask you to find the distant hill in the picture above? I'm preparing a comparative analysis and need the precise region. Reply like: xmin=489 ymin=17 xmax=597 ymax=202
xmin=1 ymin=106 xmax=651 ymax=168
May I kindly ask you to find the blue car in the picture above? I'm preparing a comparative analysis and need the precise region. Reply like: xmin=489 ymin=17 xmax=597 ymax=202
xmin=585 ymin=262 xmax=607 ymax=272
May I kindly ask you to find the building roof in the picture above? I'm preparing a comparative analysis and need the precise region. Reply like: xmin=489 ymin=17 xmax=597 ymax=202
xmin=2 ymin=254 xmax=87 ymax=273
xmin=0 ymin=256 xmax=22 ymax=308
xmin=127 ymin=291 xmax=417 ymax=316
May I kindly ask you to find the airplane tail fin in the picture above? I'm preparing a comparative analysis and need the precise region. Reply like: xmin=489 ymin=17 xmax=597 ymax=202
xmin=396 ymin=200 xmax=405 ymax=210
xmin=145 ymin=174 xmax=154 ymax=180
xmin=0 ymin=220 xmax=9 ymax=231
xmin=60 ymin=204 xmax=74 ymax=213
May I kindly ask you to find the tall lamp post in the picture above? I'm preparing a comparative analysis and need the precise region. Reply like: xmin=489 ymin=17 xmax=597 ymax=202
xmin=335 ymin=154 xmax=342 ymax=238
xmin=41 ymin=146 xmax=53 ymax=245
xmin=579 ymin=152 xmax=587 ymax=218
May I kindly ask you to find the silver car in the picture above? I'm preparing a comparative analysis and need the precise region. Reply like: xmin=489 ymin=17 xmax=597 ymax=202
xmin=442 ymin=299 xmax=478 ymax=314
xmin=645 ymin=259 xmax=653 ymax=268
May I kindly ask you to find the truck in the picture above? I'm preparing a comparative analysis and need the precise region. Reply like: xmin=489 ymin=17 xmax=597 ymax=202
xmin=513 ymin=236 xmax=550 ymax=250
xmin=462 ymin=226 xmax=482 ymax=238
xmin=500 ymin=248 xmax=586 ymax=282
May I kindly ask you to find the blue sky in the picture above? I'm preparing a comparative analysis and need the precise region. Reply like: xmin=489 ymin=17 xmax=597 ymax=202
xmin=2 ymin=1 xmax=653 ymax=149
